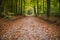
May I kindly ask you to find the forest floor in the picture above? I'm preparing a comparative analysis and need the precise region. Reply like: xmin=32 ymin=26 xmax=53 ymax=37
xmin=39 ymin=15 xmax=60 ymax=26
xmin=0 ymin=16 xmax=60 ymax=40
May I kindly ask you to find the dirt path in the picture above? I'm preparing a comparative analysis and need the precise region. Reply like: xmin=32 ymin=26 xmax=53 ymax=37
xmin=0 ymin=16 xmax=60 ymax=40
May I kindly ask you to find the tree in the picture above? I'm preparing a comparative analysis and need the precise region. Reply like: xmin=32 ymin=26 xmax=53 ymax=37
xmin=37 ymin=0 xmax=39 ymax=15
xmin=47 ymin=0 xmax=50 ymax=18
xmin=16 ymin=0 xmax=18 ymax=14
xmin=34 ymin=6 xmax=37 ymax=16
xmin=0 ymin=0 xmax=2 ymax=5
xmin=43 ymin=0 xmax=44 ymax=13
xmin=0 ymin=0 xmax=3 ymax=17
xmin=20 ymin=0 xmax=22 ymax=15
xmin=23 ymin=0 xmax=25 ymax=16
xmin=32 ymin=0 xmax=37 ymax=16
xmin=59 ymin=0 xmax=60 ymax=13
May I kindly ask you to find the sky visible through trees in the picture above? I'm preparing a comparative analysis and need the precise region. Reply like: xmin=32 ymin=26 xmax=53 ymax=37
xmin=0 ymin=0 xmax=59 ymax=17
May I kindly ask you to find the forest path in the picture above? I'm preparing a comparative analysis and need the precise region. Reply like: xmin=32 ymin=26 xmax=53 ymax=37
xmin=0 ymin=16 xmax=60 ymax=40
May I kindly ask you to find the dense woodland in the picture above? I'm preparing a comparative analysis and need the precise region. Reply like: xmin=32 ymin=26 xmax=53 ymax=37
xmin=0 ymin=0 xmax=60 ymax=40
xmin=0 ymin=0 xmax=60 ymax=16
xmin=0 ymin=0 xmax=60 ymax=25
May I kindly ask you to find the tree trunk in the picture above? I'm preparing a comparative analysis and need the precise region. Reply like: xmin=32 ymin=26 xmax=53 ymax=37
xmin=47 ymin=0 xmax=50 ymax=18
xmin=0 ymin=0 xmax=3 ymax=17
xmin=23 ymin=0 xmax=25 ymax=16
xmin=18 ymin=0 xmax=20 ymax=15
xmin=43 ymin=0 xmax=44 ymax=13
xmin=0 ymin=0 xmax=2 ymax=5
xmin=16 ymin=0 xmax=17 ymax=15
xmin=34 ymin=6 xmax=36 ymax=16
xmin=20 ymin=0 xmax=22 ymax=15
xmin=37 ymin=0 xmax=39 ymax=15
xmin=59 ymin=0 xmax=60 ymax=13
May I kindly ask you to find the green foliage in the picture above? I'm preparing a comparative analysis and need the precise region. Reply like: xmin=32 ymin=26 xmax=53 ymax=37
xmin=0 ymin=0 xmax=60 ymax=18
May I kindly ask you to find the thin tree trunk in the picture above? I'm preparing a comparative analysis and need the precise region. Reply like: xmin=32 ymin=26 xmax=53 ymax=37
xmin=34 ymin=6 xmax=36 ymax=16
xmin=19 ymin=0 xmax=20 ymax=15
xmin=16 ymin=0 xmax=17 ymax=14
xmin=37 ymin=0 xmax=39 ymax=15
xmin=11 ymin=0 xmax=13 ymax=12
xmin=12 ymin=0 xmax=14 ymax=16
xmin=43 ymin=0 xmax=44 ymax=13
xmin=13 ymin=0 xmax=15 ymax=14
xmin=47 ymin=0 xmax=50 ymax=18
xmin=0 ymin=0 xmax=3 ymax=17
xmin=23 ymin=0 xmax=25 ymax=16
xmin=20 ymin=0 xmax=22 ymax=15
xmin=4 ymin=0 xmax=6 ymax=15
xmin=59 ymin=0 xmax=60 ymax=13
xmin=0 ymin=0 xmax=2 ymax=5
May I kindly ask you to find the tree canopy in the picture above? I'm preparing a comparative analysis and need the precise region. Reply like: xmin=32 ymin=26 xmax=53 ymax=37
xmin=0 ymin=0 xmax=60 ymax=18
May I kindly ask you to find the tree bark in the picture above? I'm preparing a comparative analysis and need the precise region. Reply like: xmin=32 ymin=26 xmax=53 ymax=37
xmin=59 ymin=0 xmax=60 ymax=13
xmin=43 ymin=0 xmax=44 ymax=13
xmin=47 ymin=0 xmax=50 ymax=18
xmin=20 ymin=0 xmax=22 ymax=15
xmin=16 ymin=0 xmax=17 ymax=14
xmin=34 ymin=6 xmax=36 ymax=16
xmin=37 ymin=0 xmax=39 ymax=15
xmin=23 ymin=0 xmax=25 ymax=16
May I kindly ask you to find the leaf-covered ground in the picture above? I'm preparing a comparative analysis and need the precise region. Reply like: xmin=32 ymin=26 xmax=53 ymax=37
xmin=0 ymin=16 xmax=60 ymax=40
